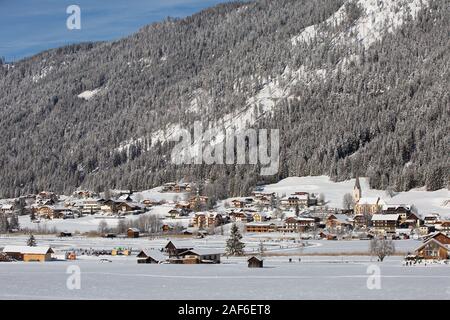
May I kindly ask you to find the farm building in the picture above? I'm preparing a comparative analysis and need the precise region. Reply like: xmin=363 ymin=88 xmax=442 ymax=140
xmin=127 ymin=228 xmax=140 ymax=238
xmin=248 ymin=256 xmax=263 ymax=268
xmin=179 ymin=249 xmax=221 ymax=264
xmin=164 ymin=241 xmax=193 ymax=257
xmin=136 ymin=250 xmax=167 ymax=264
xmin=2 ymin=246 xmax=54 ymax=262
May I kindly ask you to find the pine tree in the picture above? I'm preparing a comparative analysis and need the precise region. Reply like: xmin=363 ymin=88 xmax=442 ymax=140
xmin=27 ymin=234 xmax=37 ymax=247
xmin=258 ymin=240 xmax=265 ymax=258
xmin=225 ymin=223 xmax=245 ymax=256
xmin=0 ymin=214 xmax=9 ymax=233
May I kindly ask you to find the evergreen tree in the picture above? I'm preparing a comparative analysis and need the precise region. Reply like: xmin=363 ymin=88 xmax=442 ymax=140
xmin=27 ymin=234 xmax=37 ymax=247
xmin=225 ymin=223 xmax=245 ymax=256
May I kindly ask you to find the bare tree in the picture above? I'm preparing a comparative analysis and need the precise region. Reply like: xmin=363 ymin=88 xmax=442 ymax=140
xmin=342 ymin=193 xmax=354 ymax=210
xmin=97 ymin=220 xmax=109 ymax=235
xmin=370 ymin=237 xmax=395 ymax=262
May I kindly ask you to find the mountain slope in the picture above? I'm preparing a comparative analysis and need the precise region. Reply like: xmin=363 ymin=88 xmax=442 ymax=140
xmin=0 ymin=0 xmax=448 ymax=198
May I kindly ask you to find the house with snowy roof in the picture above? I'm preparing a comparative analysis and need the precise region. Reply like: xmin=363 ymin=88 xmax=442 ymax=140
xmin=2 ymin=246 xmax=54 ymax=262
xmin=414 ymin=232 xmax=450 ymax=260
xmin=371 ymin=214 xmax=401 ymax=234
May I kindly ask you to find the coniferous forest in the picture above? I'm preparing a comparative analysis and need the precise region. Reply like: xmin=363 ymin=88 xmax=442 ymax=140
xmin=0 ymin=0 xmax=448 ymax=199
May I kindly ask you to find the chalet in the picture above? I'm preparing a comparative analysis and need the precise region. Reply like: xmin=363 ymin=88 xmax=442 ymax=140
xmin=35 ymin=205 xmax=56 ymax=219
xmin=245 ymin=221 xmax=281 ymax=233
xmin=127 ymin=228 xmax=140 ymax=238
xmin=207 ymin=212 xmax=224 ymax=227
xmin=252 ymin=191 xmax=275 ymax=200
xmin=80 ymin=199 xmax=102 ymax=214
xmin=353 ymin=214 xmax=367 ymax=228
xmin=229 ymin=211 xmax=251 ymax=223
xmin=189 ymin=195 xmax=209 ymax=208
xmin=423 ymin=213 xmax=440 ymax=225
xmin=169 ymin=208 xmax=189 ymax=219
xmin=179 ymin=249 xmax=221 ymax=264
xmin=164 ymin=241 xmax=193 ymax=257
xmin=281 ymin=194 xmax=309 ymax=208
xmin=0 ymin=204 xmax=14 ymax=214
xmin=231 ymin=199 xmax=245 ymax=208
xmin=354 ymin=197 xmax=386 ymax=215
xmin=382 ymin=204 xmax=412 ymax=219
xmin=248 ymin=256 xmax=263 ymax=268
xmin=283 ymin=217 xmax=316 ymax=233
xmin=415 ymin=232 xmax=450 ymax=260
xmin=399 ymin=212 xmax=422 ymax=229
xmin=436 ymin=221 xmax=450 ymax=232
xmin=192 ymin=212 xmax=207 ymax=228
xmin=73 ymin=190 xmax=97 ymax=199
xmin=2 ymin=246 xmax=54 ymax=262
xmin=371 ymin=214 xmax=401 ymax=234
xmin=252 ymin=212 xmax=269 ymax=222
xmin=175 ymin=201 xmax=191 ymax=210
xmin=136 ymin=249 xmax=167 ymax=264
xmin=419 ymin=224 xmax=436 ymax=235
xmin=326 ymin=214 xmax=353 ymax=231
xmin=36 ymin=191 xmax=58 ymax=204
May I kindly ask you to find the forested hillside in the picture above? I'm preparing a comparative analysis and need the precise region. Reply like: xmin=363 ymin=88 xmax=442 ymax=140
xmin=0 ymin=0 xmax=448 ymax=199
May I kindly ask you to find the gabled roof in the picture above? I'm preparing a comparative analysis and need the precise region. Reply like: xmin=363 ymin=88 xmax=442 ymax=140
xmin=137 ymin=249 xmax=167 ymax=261
xmin=2 ymin=246 xmax=54 ymax=255
xmin=358 ymin=197 xmax=381 ymax=205
xmin=180 ymin=249 xmax=222 ymax=256
xmin=415 ymin=238 xmax=450 ymax=253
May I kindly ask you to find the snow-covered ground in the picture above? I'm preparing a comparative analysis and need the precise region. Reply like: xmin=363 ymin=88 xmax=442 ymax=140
xmin=0 ymin=255 xmax=449 ymax=299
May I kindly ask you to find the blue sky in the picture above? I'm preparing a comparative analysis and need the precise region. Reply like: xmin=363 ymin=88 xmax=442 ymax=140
xmin=0 ymin=0 xmax=234 ymax=62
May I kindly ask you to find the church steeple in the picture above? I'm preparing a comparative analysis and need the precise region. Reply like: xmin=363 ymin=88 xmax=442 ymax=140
xmin=353 ymin=176 xmax=362 ymax=203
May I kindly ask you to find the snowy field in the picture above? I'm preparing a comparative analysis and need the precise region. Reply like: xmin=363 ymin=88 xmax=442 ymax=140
xmin=1 ymin=256 xmax=449 ymax=300
xmin=0 ymin=235 xmax=421 ymax=256
xmin=0 ymin=235 xmax=445 ymax=299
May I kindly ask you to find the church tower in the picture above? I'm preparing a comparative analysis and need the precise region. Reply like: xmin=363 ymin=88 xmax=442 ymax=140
xmin=353 ymin=176 xmax=362 ymax=203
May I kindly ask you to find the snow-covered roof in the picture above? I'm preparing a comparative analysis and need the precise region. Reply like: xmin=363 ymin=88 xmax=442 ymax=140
xmin=382 ymin=204 xmax=411 ymax=211
xmin=181 ymin=249 xmax=222 ymax=256
xmin=371 ymin=214 xmax=400 ymax=221
xmin=2 ymin=246 xmax=54 ymax=255
xmin=358 ymin=197 xmax=381 ymax=205
xmin=138 ymin=249 xmax=166 ymax=261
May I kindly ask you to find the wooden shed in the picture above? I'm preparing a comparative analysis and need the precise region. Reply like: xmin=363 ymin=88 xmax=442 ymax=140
xmin=2 ymin=246 xmax=54 ymax=262
xmin=127 ymin=228 xmax=140 ymax=238
xmin=247 ymin=256 xmax=263 ymax=268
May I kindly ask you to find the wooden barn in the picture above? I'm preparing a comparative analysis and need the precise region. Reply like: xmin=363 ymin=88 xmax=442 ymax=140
xmin=2 ymin=246 xmax=54 ymax=262
xmin=179 ymin=249 xmax=221 ymax=264
xmin=248 ymin=256 xmax=263 ymax=268
xmin=164 ymin=241 xmax=193 ymax=257
xmin=127 ymin=228 xmax=140 ymax=238
xmin=136 ymin=250 xmax=167 ymax=264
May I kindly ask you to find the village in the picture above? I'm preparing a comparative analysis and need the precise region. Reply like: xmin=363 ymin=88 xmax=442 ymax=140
xmin=0 ymin=176 xmax=449 ymax=267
